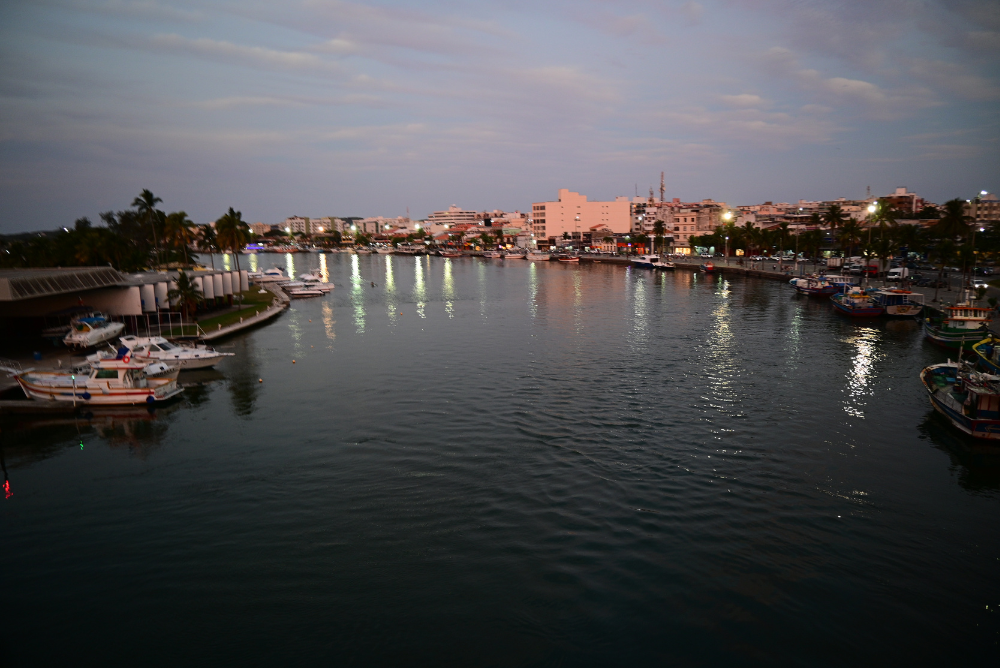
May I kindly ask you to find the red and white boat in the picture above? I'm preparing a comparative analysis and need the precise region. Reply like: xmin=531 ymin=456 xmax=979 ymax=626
xmin=15 ymin=358 xmax=183 ymax=405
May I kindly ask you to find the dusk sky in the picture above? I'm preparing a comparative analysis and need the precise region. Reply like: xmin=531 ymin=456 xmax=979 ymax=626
xmin=1 ymin=0 xmax=997 ymax=232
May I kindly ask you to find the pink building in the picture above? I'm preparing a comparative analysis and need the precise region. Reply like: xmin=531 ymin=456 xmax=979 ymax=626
xmin=531 ymin=189 xmax=631 ymax=243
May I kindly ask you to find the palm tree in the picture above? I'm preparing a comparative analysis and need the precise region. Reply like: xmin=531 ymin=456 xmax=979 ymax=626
xmin=652 ymin=220 xmax=665 ymax=255
xmin=215 ymin=207 xmax=250 ymax=304
xmin=164 ymin=211 xmax=196 ymax=266
xmin=168 ymin=270 xmax=204 ymax=319
xmin=932 ymin=238 xmax=956 ymax=302
xmin=132 ymin=189 xmax=163 ymax=268
xmin=197 ymin=224 xmax=219 ymax=269
xmin=824 ymin=204 xmax=846 ymax=231
xmin=930 ymin=198 xmax=972 ymax=241
xmin=838 ymin=219 xmax=864 ymax=258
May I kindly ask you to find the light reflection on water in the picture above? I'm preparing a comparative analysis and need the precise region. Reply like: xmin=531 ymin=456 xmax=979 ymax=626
xmin=350 ymin=253 xmax=365 ymax=333
xmin=8 ymin=253 xmax=1000 ymax=667
xmin=414 ymin=256 xmax=426 ymax=319
xmin=222 ymin=253 xmax=232 ymax=271
xmin=443 ymin=259 xmax=455 ymax=318
xmin=844 ymin=326 xmax=882 ymax=418
xmin=319 ymin=253 xmax=328 ymax=283
xmin=249 ymin=253 xmax=259 ymax=272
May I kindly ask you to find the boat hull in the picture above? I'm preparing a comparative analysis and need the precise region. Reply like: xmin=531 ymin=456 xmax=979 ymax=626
xmin=921 ymin=366 xmax=1000 ymax=440
xmin=923 ymin=320 xmax=990 ymax=349
xmin=15 ymin=376 xmax=183 ymax=405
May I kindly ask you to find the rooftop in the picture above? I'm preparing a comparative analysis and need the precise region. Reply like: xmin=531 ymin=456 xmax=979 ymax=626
xmin=0 ymin=267 xmax=125 ymax=301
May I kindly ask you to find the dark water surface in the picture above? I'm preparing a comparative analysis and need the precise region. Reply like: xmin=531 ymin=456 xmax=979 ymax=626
xmin=3 ymin=253 xmax=998 ymax=666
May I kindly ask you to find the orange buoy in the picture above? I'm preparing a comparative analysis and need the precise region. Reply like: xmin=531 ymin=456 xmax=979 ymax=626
xmin=259 ymin=378 xmax=263 ymax=383
xmin=292 ymin=360 xmax=296 ymax=364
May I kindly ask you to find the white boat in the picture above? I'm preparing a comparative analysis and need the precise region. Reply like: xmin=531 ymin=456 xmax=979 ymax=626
xmin=504 ymin=251 xmax=525 ymax=260
xmin=16 ymin=358 xmax=183 ymax=405
xmin=527 ymin=250 xmax=551 ymax=261
xmin=299 ymin=273 xmax=322 ymax=282
xmin=282 ymin=281 xmax=332 ymax=293
xmin=249 ymin=267 xmax=286 ymax=282
xmin=631 ymin=254 xmax=661 ymax=269
xmin=375 ymin=247 xmax=394 ymax=254
xmin=287 ymin=288 xmax=324 ymax=298
xmin=63 ymin=315 xmax=125 ymax=350
xmin=483 ymin=251 xmax=503 ymax=259
xmin=116 ymin=335 xmax=235 ymax=370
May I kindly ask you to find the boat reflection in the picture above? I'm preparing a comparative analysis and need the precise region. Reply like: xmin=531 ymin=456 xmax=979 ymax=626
xmin=919 ymin=412 xmax=1000 ymax=492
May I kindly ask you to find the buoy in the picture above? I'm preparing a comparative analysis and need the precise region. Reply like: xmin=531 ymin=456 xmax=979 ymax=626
xmin=292 ymin=360 xmax=296 ymax=364
xmin=309 ymin=319 xmax=312 ymax=322
xmin=259 ymin=378 xmax=263 ymax=383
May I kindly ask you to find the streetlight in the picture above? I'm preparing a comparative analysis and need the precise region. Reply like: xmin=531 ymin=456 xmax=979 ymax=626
xmin=722 ymin=211 xmax=733 ymax=265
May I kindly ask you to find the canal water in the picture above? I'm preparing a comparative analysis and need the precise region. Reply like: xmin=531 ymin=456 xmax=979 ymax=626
xmin=2 ymin=253 xmax=998 ymax=666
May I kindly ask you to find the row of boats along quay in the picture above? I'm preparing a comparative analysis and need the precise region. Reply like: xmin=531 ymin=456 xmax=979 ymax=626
xmin=0 ymin=262 xmax=331 ymax=413
xmin=3 ymin=254 xmax=1000 ymax=442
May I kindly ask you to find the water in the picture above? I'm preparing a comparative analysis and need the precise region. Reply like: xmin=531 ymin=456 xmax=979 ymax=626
xmin=3 ymin=253 xmax=998 ymax=666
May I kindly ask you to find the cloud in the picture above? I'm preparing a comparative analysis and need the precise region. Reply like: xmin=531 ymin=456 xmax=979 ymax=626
xmin=720 ymin=94 xmax=766 ymax=108
xmin=909 ymin=58 xmax=1000 ymax=101
xmin=147 ymin=34 xmax=348 ymax=77
xmin=760 ymin=47 xmax=939 ymax=118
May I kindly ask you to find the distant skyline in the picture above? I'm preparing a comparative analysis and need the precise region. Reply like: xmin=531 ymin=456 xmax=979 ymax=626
xmin=2 ymin=0 xmax=998 ymax=232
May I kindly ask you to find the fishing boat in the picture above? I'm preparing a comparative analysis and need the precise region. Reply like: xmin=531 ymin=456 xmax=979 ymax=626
xmin=503 ymin=251 xmax=525 ymax=259
xmin=631 ymin=254 xmax=661 ymax=269
xmin=527 ymin=250 xmax=551 ymax=261
xmin=923 ymin=297 xmax=992 ymax=349
xmin=830 ymin=287 xmax=884 ymax=317
xmin=921 ymin=361 xmax=1000 ymax=440
xmin=558 ymin=255 xmax=580 ymax=263
xmin=116 ymin=336 xmax=234 ymax=370
xmin=483 ymin=251 xmax=503 ymax=259
xmin=871 ymin=289 xmax=924 ymax=317
xmin=439 ymin=250 xmax=462 ymax=258
xmin=699 ymin=262 xmax=715 ymax=272
xmin=971 ymin=336 xmax=1000 ymax=374
xmin=15 ymin=358 xmax=183 ymax=405
xmin=63 ymin=314 xmax=125 ymax=350
xmin=789 ymin=275 xmax=844 ymax=296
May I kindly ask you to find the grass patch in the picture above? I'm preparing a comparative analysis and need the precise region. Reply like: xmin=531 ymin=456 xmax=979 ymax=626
xmin=195 ymin=290 xmax=280 ymax=332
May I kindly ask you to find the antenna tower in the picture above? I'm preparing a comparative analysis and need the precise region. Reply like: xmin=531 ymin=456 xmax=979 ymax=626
xmin=660 ymin=172 xmax=665 ymax=203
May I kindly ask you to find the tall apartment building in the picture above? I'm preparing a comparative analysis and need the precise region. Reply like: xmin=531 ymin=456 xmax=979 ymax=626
xmin=530 ymin=189 xmax=631 ymax=242
xmin=426 ymin=205 xmax=478 ymax=227
xmin=966 ymin=193 xmax=999 ymax=222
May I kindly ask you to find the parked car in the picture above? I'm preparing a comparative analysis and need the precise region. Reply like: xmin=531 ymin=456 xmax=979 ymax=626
xmin=700 ymin=253 xmax=712 ymax=259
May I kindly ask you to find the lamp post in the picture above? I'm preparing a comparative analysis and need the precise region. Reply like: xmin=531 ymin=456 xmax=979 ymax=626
xmin=722 ymin=211 xmax=733 ymax=265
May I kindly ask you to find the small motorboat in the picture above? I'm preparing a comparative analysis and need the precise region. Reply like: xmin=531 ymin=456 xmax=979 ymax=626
xmin=115 ymin=336 xmax=234 ymax=370
xmin=299 ymin=273 xmax=322 ymax=282
xmin=972 ymin=336 xmax=1000 ymax=374
xmin=439 ymin=250 xmax=463 ymax=258
xmin=63 ymin=314 xmax=125 ymax=350
xmin=699 ymin=262 xmax=715 ymax=272
xmin=16 ymin=357 xmax=183 ymax=405
xmin=558 ymin=255 xmax=580 ymax=263
xmin=527 ymin=251 xmax=551 ymax=261
xmin=483 ymin=251 xmax=503 ymax=259
xmin=631 ymin=254 xmax=660 ymax=269
xmin=503 ymin=251 xmax=525 ymax=260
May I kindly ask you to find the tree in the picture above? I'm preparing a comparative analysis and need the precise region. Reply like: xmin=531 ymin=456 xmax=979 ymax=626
xmin=838 ymin=219 xmax=864 ymax=258
xmin=824 ymin=204 xmax=846 ymax=230
xmin=652 ymin=220 xmax=665 ymax=255
xmin=164 ymin=211 xmax=196 ymax=266
xmin=132 ymin=189 xmax=163 ymax=268
xmin=215 ymin=207 xmax=250 ymax=304
xmin=197 ymin=224 xmax=219 ymax=269
xmin=168 ymin=270 xmax=204 ymax=319
xmin=929 ymin=198 xmax=971 ymax=242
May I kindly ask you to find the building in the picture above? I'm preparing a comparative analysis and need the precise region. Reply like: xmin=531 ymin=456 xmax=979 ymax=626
xmin=966 ymin=193 xmax=999 ymax=222
xmin=283 ymin=216 xmax=310 ymax=235
xmin=881 ymin=187 xmax=924 ymax=216
xmin=249 ymin=222 xmax=272 ymax=236
xmin=530 ymin=189 xmax=631 ymax=244
xmin=426 ymin=205 xmax=479 ymax=227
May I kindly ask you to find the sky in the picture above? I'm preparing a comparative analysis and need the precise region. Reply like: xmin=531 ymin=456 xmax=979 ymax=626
xmin=1 ymin=0 xmax=998 ymax=232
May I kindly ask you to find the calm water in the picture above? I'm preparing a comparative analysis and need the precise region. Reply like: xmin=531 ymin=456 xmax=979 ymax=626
xmin=3 ymin=253 xmax=998 ymax=666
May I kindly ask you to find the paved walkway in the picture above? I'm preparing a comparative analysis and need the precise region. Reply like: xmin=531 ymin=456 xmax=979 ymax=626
xmin=200 ymin=284 xmax=289 ymax=341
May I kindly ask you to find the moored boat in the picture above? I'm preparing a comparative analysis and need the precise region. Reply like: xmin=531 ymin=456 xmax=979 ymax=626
xmin=699 ymin=262 xmax=715 ymax=272
xmin=972 ymin=336 xmax=1000 ymax=374
xmin=483 ymin=251 xmax=503 ymax=259
xmin=921 ymin=361 xmax=1000 ymax=440
xmin=503 ymin=251 xmax=525 ymax=259
xmin=63 ymin=314 xmax=125 ymax=350
xmin=830 ymin=287 xmax=884 ymax=317
xmin=871 ymin=289 xmax=924 ymax=317
xmin=631 ymin=254 xmax=661 ymax=269
xmin=116 ymin=335 xmax=234 ymax=370
xmin=287 ymin=288 xmax=324 ymax=298
xmin=558 ymin=255 xmax=580 ymax=263
xmin=788 ymin=274 xmax=853 ymax=296
xmin=527 ymin=250 xmax=551 ymax=261
xmin=439 ymin=250 xmax=463 ymax=258
xmin=15 ymin=358 xmax=183 ymax=405
xmin=923 ymin=298 xmax=992 ymax=349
